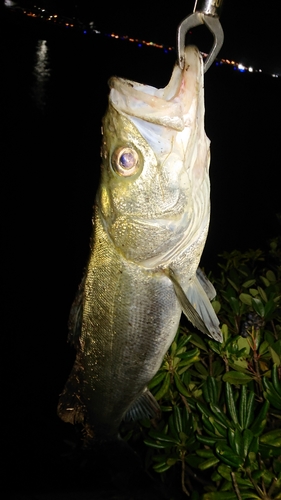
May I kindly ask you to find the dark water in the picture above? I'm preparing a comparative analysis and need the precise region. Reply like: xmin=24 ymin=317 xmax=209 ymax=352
xmin=2 ymin=8 xmax=281 ymax=497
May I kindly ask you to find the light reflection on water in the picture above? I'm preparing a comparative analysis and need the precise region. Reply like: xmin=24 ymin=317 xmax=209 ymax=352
xmin=31 ymin=39 xmax=51 ymax=111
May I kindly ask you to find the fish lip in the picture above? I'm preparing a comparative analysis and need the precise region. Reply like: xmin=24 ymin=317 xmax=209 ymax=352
xmin=108 ymin=46 xmax=203 ymax=131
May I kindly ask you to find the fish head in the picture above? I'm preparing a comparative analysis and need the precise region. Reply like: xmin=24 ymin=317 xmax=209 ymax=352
xmin=98 ymin=46 xmax=210 ymax=267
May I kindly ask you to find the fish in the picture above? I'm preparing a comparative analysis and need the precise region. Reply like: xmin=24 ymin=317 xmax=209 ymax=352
xmin=57 ymin=45 xmax=222 ymax=442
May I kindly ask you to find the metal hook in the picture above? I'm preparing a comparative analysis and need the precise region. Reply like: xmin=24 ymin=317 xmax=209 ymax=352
xmin=177 ymin=0 xmax=224 ymax=72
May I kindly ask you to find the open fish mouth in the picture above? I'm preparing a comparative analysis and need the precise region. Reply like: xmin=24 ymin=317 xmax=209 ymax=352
xmin=108 ymin=45 xmax=204 ymax=135
xmin=106 ymin=45 xmax=209 ymax=189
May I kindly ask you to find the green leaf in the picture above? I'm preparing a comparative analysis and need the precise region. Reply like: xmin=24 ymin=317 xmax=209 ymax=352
xmin=250 ymin=400 xmax=270 ymax=436
xmin=229 ymin=297 xmax=240 ymax=315
xmin=269 ymin=346 xmax=281 ymax=366
xmin=217 ymin=463 xmax=232 ymax=481
xmin=194 ymin=361 xmax=209 ymax=376
xmin=198 ymin=456 xmax=220 ymax=470
xmin=154 ymin=372 xmax=170 ymax=400
xmin=238 ymin=384 xmax=247 ymax=430
xmin=212 ymin=359 xmax=225 ymax=377
xmin=258 ymin=340 xmax=269 ymax=356
xmin=208 ymin=340 xmax=222 ymax=355
xmin=223 ymin=371 xmax=253 ymax=384
xmin=264 ymin=300 xmax=276 ymax=319
xmin=248 ymin=435 xmax=259 ymax=454
xmin=228 ymin=428 xmax=236 ymax=453
xmin=273 ymin=340 xmax=281 ymax=356
xmin=168 ymin=413 xmax=179 ymax=441
xmin=202 ymin=493 xmax=238 ymax=500
xmin=144 ymin=438 xmax=171 ymax=449
xmin=242 ymin=428 xmax=254 ymax=457
xmin=196 ymin=401 xmax=213 ymax=420
xmin=265 ymin=331 xmax=275 ymax=346
xmin=222 ymin=323 xmax=228 ymax=343
xmin=185 ymin=454 xmax=205 ymax=467
xmin=242 ymin=279 xmax=256 ymax=288
xmin=227 ymin=278 xmax=240 ymax=293
xmin=237 ymin=336 xmax=251 ymax=355
xmin=166 ymin=457 xmax=178 ymax=466
xmin=259 ymin=443 xmax=281 ymax=458
xmin=153 ymin=462 xmax=173 ymax=472
xmin=239 ymin=293 xmax=253 ymax=305
xmin=196 ymin=434 xmax=226 ymax=446
xmin=263 ymin=376 xmax=281 ymax=409
xmin=174 ymin=372 xmax=190 ymax=398
xmin=260 ymin=429 xmax=281 ymax=447
xmin=260 ymin=276 xmax=270 ymax=287
xmin=273 ymin=457 xmax=281 ymax=474
xmin=148 ymin=370 xmax=167 ymax=389
xmin=177 ymin=333 xmax=192 ymax=350
xmin=215 ymin=442 xmax=244 ymax=467
xmin=228 ymin=360 xmax=249 ymax=374
xmin=212 ymin=300 xmax=221 ymax=314
xmin=181 ymin=406 xmax=192 ymax=434
xmin=244 ymin=390 xmax=256 ymax=429
xmin=196 ymin=448 xmax=216 ymax=458
xmin=257 ymin=286 xmax=268 ymax=303
xmin=206 ymin=376 xmax=219 ymax=404
xmin=261 ymin=469 xmax=276 ymax=486
xmin=177 ymin=347 xmax=200 ymax=361
xmin=148 ymin=429 xmax=180 ymax=445
xmin=233 ymin=428 xmax=243 ymax=456
xmin=251 ymin=298 xmax=265 ymax=317
xmin=170 ymin=340 xmax=177 ymax=356
xmin=210 ymin=470 xmax=222 ymax=482
xmin=266 ymin=270 xmax=276 ymax=282
xmin=209 ymin=416 xmax=228 ymax=438
xmin=272 ymin=364 xmax=281 ymax=394
xmin=210 ymin=403 xmax=232 ymax=428
xmin=190 ymin=332 xmax=208 ymax=352
xmin=225 ymin=382 xmax=237 ymax=424
xmin=173 ymin=405 xmax=183 ymax=435
xmin=217 ymin=464 xmax=253 ymax=487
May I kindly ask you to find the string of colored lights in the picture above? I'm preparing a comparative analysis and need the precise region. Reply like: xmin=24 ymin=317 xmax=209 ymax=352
xmin=7 ymin=3 xmax=279 ymax=78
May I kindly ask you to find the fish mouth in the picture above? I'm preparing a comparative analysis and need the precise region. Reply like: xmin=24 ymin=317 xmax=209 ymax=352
xmin=108 ymin=46 xmax=204 ymax=132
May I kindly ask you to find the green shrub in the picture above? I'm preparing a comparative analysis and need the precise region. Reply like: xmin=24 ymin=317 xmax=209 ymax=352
xmin=121 ymin=238 xmax=281 ymax=499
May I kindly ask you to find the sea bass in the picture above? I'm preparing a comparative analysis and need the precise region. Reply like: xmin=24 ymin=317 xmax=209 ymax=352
xmin=58 ymin=46 xmax=222 ymax=441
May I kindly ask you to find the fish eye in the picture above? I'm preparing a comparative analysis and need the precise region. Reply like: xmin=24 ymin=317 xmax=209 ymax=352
xmin=111 ymin=147 xmax=140 ymax=177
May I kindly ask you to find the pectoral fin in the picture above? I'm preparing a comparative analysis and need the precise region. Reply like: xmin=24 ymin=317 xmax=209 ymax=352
xmin=196 ymin=267 xmax=216 ymax=300
xmin=167 ymin=268 xmax=222 ymax=343
xmin=123 ymin=389 xmax=161 ymax=422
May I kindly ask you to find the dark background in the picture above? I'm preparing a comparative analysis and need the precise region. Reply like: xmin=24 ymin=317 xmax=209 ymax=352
xmin=22 ymin=0 xmax=281 ymax=75
xmin=2 ymin=1 xmax=281 ymax=498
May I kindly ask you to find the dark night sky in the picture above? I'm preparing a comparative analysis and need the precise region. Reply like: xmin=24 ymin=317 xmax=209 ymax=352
xmin=46 ymin=0 xmax=281 ymax=75
xmin=8 ymin=0 xmax=281 ymax=73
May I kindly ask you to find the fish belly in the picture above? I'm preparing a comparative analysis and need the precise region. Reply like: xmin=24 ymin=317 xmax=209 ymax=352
xmin=59 ymin=206 xmax=182 ymax=439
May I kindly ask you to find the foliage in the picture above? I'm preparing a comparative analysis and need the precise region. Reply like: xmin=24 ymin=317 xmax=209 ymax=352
xmin=121 ymin=238 xmax=281 ymax=499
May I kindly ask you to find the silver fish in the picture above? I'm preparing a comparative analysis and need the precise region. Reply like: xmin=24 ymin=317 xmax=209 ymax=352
xmin=58 ymin=45 xmax=222 ymax=441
